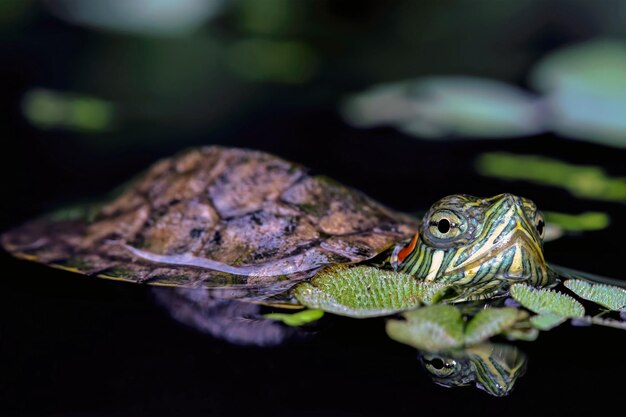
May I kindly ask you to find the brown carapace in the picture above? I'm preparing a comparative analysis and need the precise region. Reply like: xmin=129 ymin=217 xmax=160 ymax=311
xmin=2 ymin=146 xmax=418 ymax=300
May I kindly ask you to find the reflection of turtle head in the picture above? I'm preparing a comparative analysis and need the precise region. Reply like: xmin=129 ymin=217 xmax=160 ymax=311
xmin=419 ymin=343 xmax=527 ymax=397
xmin=420 ymin=354 xmax=473 ymax=388
xmin=393 ymin=194 xmax=552 ymax=300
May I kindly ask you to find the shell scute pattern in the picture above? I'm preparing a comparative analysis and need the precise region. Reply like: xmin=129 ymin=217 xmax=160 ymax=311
xmin=2 ymin=146 xmax=418 ymax=297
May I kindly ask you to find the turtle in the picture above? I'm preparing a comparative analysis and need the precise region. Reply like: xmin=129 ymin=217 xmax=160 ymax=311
xmin=1 ymin=145 xmax=555 ymax=308
xmin=419 ymin=342 xmax=527 ymax=397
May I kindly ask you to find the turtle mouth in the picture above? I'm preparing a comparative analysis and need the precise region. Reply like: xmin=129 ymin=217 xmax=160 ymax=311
xmin=441 ymin=231 xmax=546 ymax=285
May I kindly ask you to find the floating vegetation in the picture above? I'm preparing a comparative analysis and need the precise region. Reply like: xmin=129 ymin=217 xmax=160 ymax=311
xmin=386 ymin=305 xmax=465 ymax=351
xmin=509 ymin=281 xmax=626 ymax=332
xmin=564 ymin=280 xmax=626 ymax=312
xmin=463 ymin=308 xmax=528 ymax=346
xmin=264 ymin=309 xmax=324 ymax=326
xmin=571 ymin=316 xmax=626 ymax=330
xmin=293 ymin=266 xmax=447 ymax=318
xmin=529 ymin=313 xmax=566 ymax=331
xmin=510 ymin=284 xmax=585 ymax=318
xmin=386 ymin=306 xmax=527 ymax=351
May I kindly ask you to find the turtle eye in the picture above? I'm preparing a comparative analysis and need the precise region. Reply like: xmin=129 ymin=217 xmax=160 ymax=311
xmin=428 ymin=210 xmax=463 ymax=240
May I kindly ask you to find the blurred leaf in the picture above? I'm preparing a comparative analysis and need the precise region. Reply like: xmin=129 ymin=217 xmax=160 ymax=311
xmin=510 ymin=284 xmax=585 ymax=318
xmin=529 ymin=313 xmax=566 ymax=330
xmin=531 ymin=39 xmax=626 ymax=147
xmin=503 ymin=326 xmax=540 ymax=342
xmin=386 ymin=305 xmax=464 ymax=351
xmin=22 ymin=89 xmax=116 ymax=132
xmin=388 ymin=306 xmax=527 ymax=350
xmin=46 ymin=0 xmax=226 ymax=36
xmin=264 ymin=309 xmax=324 ymax=326
xmin=564 ymin=279 xmax=626 ymax=311
xmin=342 ymin=77 xmax=543 ymax=138
xmin=293 ymin=266 xmax=446 ymax=318
xmin=476 ymin=153 xmax=626 ymax=202
xmin=532 ymin=40 xmax=626 ymax=95
xmin=543 ymin=211 xmax=609 ymax=232
xmin=464 ymin=308 xmax=528 ymax=345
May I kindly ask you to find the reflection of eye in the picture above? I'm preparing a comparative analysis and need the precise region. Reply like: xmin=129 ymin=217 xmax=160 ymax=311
xmin=431 ymin=358 xmax=444 ymax=369
xmin=428 ymin=210 xmax=463 ymax=240
xmin=424 ymin=356 xmax=457 ymax=377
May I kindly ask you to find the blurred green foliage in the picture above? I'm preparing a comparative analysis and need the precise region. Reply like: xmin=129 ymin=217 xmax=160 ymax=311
xmin=343 ymin=39 xmax=626 ymax=146
xmin=227 ymin=39 xmax=317 ymax=83
xmin=543 ymin=211 xmax=609 ymax=232
xmin=6 ymin=0 xmax=626 ymax=143
xmin=476 ymin=153 xmax=626 ymax=202
xmin=22 ymin=89 xmax=115 ymax=132
xmin=532 ymin=40 xmax=626 ymax=147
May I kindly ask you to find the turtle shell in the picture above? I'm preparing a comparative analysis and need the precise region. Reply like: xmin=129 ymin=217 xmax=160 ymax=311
xmin=2 ymin=146 xmax=418 ymax=301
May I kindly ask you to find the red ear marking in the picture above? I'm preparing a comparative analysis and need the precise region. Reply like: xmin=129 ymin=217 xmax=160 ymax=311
xmin=397 ymin=232 xmax=419 ymax=264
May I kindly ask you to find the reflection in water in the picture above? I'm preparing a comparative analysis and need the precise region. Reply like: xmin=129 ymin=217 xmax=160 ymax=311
xmin=151 ymin=287 xmax=309 ymax=347
xmin=153 ymin=287 xmax=528 ymax=397
xmin=419 ymin=343 xmax=527 ymax=397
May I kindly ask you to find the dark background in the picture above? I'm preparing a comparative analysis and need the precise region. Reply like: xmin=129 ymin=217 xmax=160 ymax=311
xmin=1 ymin=1 xmax=625 ymax=416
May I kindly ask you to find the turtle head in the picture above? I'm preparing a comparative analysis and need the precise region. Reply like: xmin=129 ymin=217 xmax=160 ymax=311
xmin=393 ymin=194 xmax=553 ymax=299
xmin=419 ymin=343 xmax=527 ymax=397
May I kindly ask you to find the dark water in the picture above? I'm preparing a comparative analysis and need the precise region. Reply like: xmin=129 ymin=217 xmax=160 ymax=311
xmin=1 ymin=104 xmax=625 ymax=416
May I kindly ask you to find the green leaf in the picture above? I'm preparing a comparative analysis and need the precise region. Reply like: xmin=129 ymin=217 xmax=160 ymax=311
xmin=386 ymin=305 xmax=465 ymax=351
xmin=464 ymin=308 xmax=528 ymax=345
xmin=263 ymin=309 xmax=324 ymax=327
xmin=293 ymin=266 xmax=447 ymax=318
xmin=387 ymin=306 xmax=528 ymax=350
xmin=530 ymin=313 xmax=567 ymax=330
xmin=510 ymin=284 xmax=585 ymax=318
xmin=564 ymin=279 xmax=626 ymax=311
